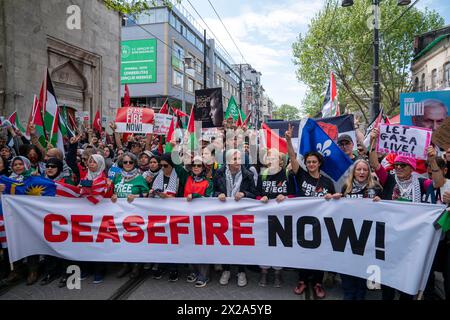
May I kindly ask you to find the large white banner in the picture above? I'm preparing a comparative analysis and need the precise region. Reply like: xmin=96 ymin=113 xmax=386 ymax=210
xmin=2 ymin=195 xmax=446 ymax=295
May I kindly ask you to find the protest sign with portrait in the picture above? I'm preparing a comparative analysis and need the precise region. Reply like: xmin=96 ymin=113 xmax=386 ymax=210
xmin=195 ymin=88 xmax=223 ymax=128
xmin=400 ymin=91 xmax=450 ymax=131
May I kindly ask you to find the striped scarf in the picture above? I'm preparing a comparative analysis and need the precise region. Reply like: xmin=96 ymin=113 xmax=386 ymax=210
xmin=152 ymin=169 xmax=178 ymax=196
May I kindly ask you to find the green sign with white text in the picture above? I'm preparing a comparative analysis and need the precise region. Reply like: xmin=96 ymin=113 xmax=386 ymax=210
xmin=121 ymin=39 xmax=157 ymax=84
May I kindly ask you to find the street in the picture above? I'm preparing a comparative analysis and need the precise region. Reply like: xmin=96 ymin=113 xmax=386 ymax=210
xmin=0 ymin=264 xmax=386 ymax=300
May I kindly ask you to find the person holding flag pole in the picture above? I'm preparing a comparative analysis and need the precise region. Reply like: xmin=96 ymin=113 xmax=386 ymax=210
xmin=285 ymin=123 xmax=337 ymax=299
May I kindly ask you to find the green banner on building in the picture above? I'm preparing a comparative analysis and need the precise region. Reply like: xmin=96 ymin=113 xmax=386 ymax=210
xmin=121 ymin=39 xmax=157 ymax=84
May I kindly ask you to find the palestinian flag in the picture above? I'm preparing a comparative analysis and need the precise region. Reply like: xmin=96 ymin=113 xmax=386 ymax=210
xmin=8 ymin=111 xmax=27 ymax=138
xmin=186 ymin=106 xmax=198 ymax=152
xmin=165 ymin=118 xmax=175 ymax=153
xmin=59 ymin=106 xmax=76 ymax=138
xmin=35 ymin=87 xmax=48 ymax=148
xmin=321 ymin=71 xmax=339 ymax=118
xmin=438 ymin=210 xmax=450 ymax=232
xmin=40 ymin=69 xmax=64 ymax=153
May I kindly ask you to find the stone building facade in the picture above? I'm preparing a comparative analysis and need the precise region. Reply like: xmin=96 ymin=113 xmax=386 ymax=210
xmin=0 ymin=0 xmax=121 ymax=124
xmin=411 ymin=25 xmax=450 ymax=92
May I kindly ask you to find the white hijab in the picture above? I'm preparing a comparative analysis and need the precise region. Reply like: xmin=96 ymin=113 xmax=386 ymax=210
xmin=87 ymin=154 xmax=105 ymax=181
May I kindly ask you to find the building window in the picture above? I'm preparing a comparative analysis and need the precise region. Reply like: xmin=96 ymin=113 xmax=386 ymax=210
xmin=173 ymin=42 xmax=184 ymax=60
xmin=173 ymin=69 xmax=183 ymax=87
xmin=196 ymin=60 xmax=202 ymax=74
xmin=431 ymin=69 xmax=437 ymax=89
xmin=195 ymin=82 xmax=203 ymax=91
xmin=414 ymin=77 xmax=419 ymax=92
xmin=420 ymin=73 xmax=425 ymax=91
xmin=187 ymin=78 xmax=194 ymax=93
xmin=445 ymin=63 xmax=450 ymax=86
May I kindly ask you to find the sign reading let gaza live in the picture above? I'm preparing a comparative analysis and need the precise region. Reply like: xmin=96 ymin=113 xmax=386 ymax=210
xmin=121 ymin=39 xmax=157 ymax=84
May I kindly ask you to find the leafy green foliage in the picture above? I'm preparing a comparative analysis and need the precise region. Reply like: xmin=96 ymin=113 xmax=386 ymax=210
xmin=272 ymin=104 xmax=301 ymax=121
xmin=103 ymin=0 xmax=179 ymax=15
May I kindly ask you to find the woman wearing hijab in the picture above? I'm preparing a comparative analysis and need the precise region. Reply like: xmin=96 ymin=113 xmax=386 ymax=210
xmin=40 ymin=157 xmax=76 ymax=287
xmin=9 ymin=156 xmax=33 ymax=181
xmin=1 ymin=156 xmax=39 ymax=285
xmin=79 ymin=154 xmax=109 ymax=284
xmin=80 ymin=154 xmax=109 ymax=205
xmin=148 ymin=153 xmax=184 ymax=282
xmin=112 ymin=152 xmax=149 ymax=279
xmin=141 ymin=152 xmax=161 ymax=188
xmin=20 ymin=145 xmax=45 ymax=176
xmin=333 ymin=159 xmax=382 ymax=300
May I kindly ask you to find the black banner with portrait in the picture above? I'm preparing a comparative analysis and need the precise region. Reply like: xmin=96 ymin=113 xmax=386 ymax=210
xmin=195 ymin=88 xmax=223 ymax=128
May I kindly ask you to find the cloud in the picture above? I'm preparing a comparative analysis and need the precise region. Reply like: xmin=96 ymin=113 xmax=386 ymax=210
xmin=185 ymin=0 xmax=324 ymax=106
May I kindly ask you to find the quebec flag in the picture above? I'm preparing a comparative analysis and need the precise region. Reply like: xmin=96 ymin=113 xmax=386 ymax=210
xmin=297 ymin=118 xmax=353 ymax=181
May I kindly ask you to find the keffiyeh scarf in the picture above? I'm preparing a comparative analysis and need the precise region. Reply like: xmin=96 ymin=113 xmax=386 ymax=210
xmin=393 ymin=173 xmax=421 ymax=203
xmin=152 ymin=169 xmax=178 ymax=196
xmin=225 ymin=167 xmax=243 ymax=198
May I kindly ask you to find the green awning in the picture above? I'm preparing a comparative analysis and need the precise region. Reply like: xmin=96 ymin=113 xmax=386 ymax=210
xmin=413 ymin=33 xmax=450 ymax=61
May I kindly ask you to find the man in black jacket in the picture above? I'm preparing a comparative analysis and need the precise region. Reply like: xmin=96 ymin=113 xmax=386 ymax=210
xmin=214 ymin=149 xmax=257 ymax=200
xmin=213 ymin=149 xmax=257 ymax=287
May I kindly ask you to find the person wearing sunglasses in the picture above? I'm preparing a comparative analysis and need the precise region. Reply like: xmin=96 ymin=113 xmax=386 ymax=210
xmin=40 ymin=157 xmax=77 ymax=288
xmin=285 ymin=123 xmax=336 ymax=299
xmin=149 ymin=153 xmax=185 ymax=282
xmin=111 ymin=152 xmax=149 ymax=280
xmin=172 ymin=155 xmax=214 ymax=288
xmin=369 ymin=129 xmax=444 ymax=300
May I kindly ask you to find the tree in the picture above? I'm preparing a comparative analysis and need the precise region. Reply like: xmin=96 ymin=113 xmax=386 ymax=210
xmin=292 ymin=0 xmax=444 ymax=121
xmin=103 ymin=0 xmax=178 ymax=14
xmin=272 ymin=104 xmax=300 ymax=121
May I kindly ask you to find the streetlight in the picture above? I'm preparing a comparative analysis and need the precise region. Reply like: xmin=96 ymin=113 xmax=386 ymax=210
xmin=342 ymin=0 xmax=411 ymax=122
xmin=181 ymin=56 xmax=194 ymax=117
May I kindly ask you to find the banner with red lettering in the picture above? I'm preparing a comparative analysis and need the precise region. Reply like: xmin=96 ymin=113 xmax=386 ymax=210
xmin=1 ymin=195 xmax=445 ymax=295
xmin=115 ymin=107 xmax=154 ymax=134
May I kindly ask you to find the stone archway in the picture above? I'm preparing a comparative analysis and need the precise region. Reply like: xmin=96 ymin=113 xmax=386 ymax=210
xmin=51 ymin=60 xmax=87 ymax=111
